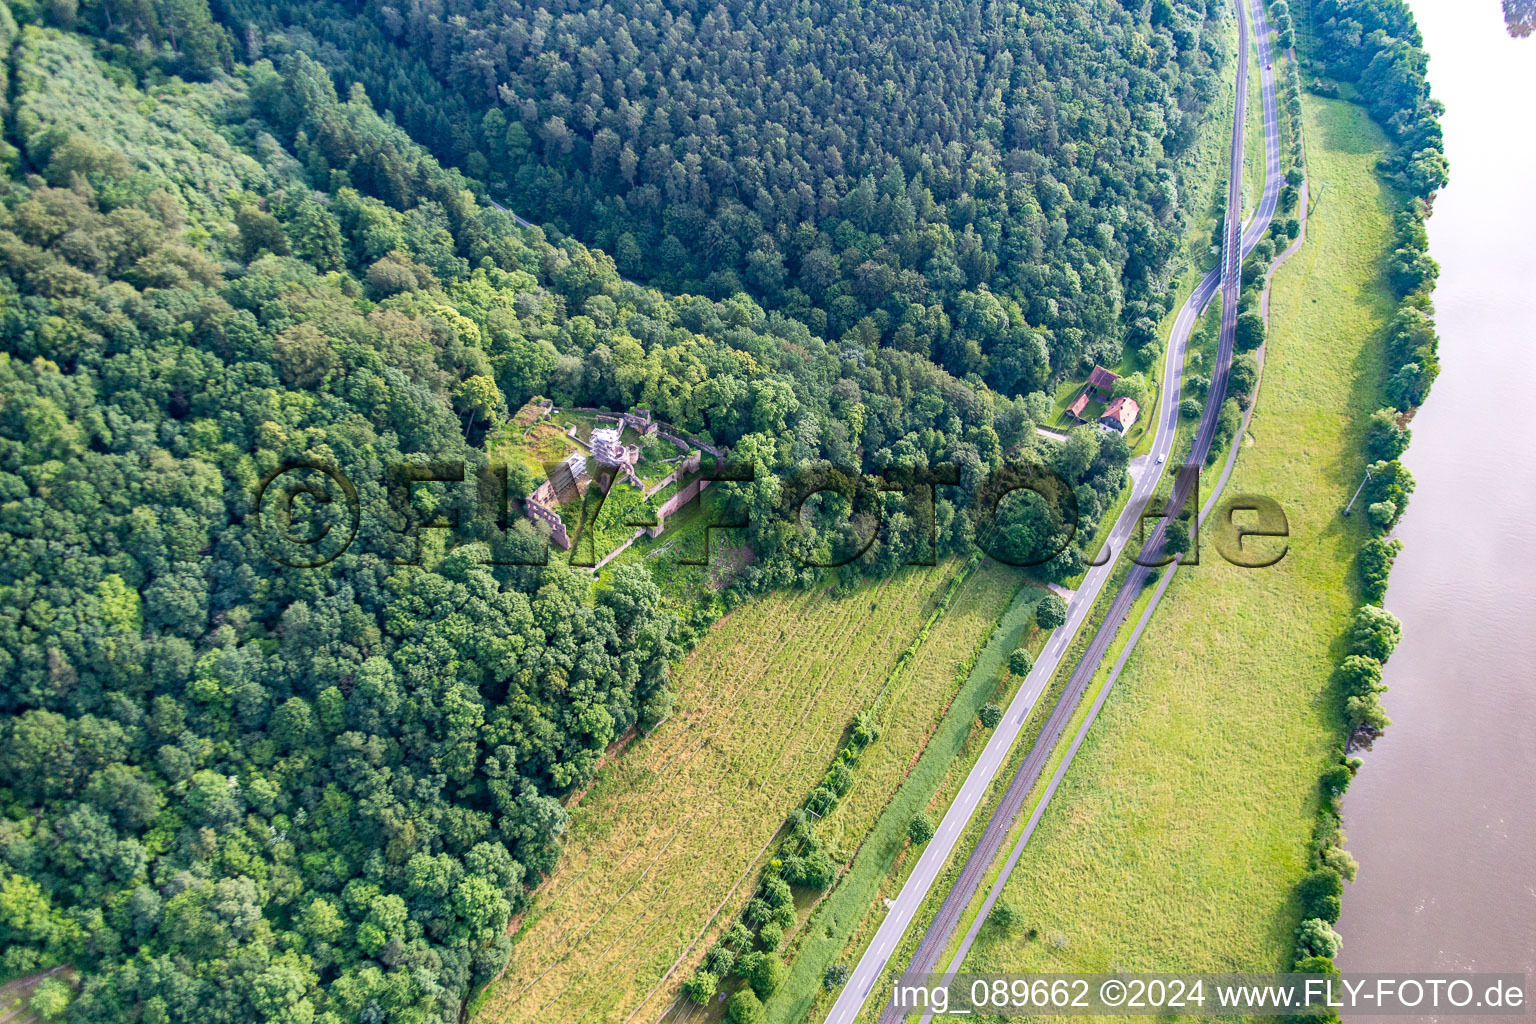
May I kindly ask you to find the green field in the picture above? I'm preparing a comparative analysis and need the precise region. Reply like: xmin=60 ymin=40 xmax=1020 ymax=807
xmin=768 ymin=579 xmax=1052 ymax=1024
xmin=948 ymin=94 xmax=1393 ymax=986
xmin=478 ymin=559 xmax=1026 ymax=1024
xmin=806 ymin=563 xmax=1035 ymax=864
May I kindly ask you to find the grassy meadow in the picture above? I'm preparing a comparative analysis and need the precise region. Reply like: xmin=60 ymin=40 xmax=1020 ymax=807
xmin=948 ymin=94 xmax=1394 ymax=988
xmin=477 ymin=559 xmax=1026 ymax=1024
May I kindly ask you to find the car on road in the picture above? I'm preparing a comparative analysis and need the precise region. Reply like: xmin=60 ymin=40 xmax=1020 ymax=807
xmin=1157 ymin=453 xmax=1166 ymax=464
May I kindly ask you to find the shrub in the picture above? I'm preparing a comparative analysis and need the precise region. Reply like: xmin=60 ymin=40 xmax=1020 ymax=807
xmin=1320 ymin=764 xmax=1353 ymax=798
xmin=641 ymin=686 xmax=676 ymax=729
xmin=682 ymin=970 xmax=719 ymax=1004
xmin=1235 ymin=311 xmax=1267 ymax=352
xmin=1319 ymin=845 xmax=1359 ymax=882
xmin=848 ymin=710 xmax=880 ymax=748
xmin=1111 ymin=372 xmax=1152 ymax=407
xmin=29 ymin=979 xmax=72 ymax=1021
xmin=735 ymin=949 xmax=764 ymax=979
xmin=1008 ymin=648 xmax=1033 ymax=675
xmin=908 ymin=815 xmax=935 ymax=845
xmin=1035 ymin=594 xmax=1067 ymax=630
xmin=748 ymin=953 xmax=785 ymax=999
xmin=1349 ymin=605 xmax=1402 ymax=662
xmin=1164 ymin=519 xmax=1191 ymax=555
xmin=1229 ymin=353 xmax=1260 ymax=396
xmin=978 ymin=703 xmax=1003 ymax=729
xmin=1214 ymin=397 xmax=1243 ymax=450
xmin=1386 ymin=361 xmax=1429 ymax=408
xmin=1346 ymin=692 xmax=1391 ymax=734
xmin=1358 ymin=537 xmax=1402 ymax=603
xmin=989 ymin=900 xmax=1019 ymax=935
xmin=1364 ymin=409 xmax=1410 ymax=461
xmin=825 ymin=763 xmax=854 ymax=796
xmin=1366 ymin=500 xmax=1396 ymax=533
xmin=757 ymin=921 xmax=783 ymax=950
xmin=1179 ymin=396 xmax=1202 ymax=419
xmin=744 ymin=897 xmax=773 ymax=926
xmin=727 ymin=989 xmax=767 ymax=1024
xmin=725 ymin=921 xmax=754 ymax=950
xmin=1241 ymin=278 xmax=1264 ymax=305
xmin=1296 ymin=918 xmax=1343 ymax=959
xmin=1363 ymin=460 xmax=1416 ymax=516
xmin=1339 ymin=660 xmax=1388 ymax=700
xmin=824 ymin=962 xmax=851 ymax=990
xmin=794 ymin=847 xmax=837 ymax=889
xmin=706 ymin=944 xmax=737 ymax=976
xmin=1294 ymin=954 xmax=1339 ymax=975
xmin=764 ymin=877 xmax=793 ymax=908
xmin=1297 ymin=868 xmax=1344 ymax=923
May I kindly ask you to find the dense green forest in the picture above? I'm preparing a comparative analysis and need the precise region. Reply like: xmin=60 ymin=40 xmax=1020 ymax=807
xmin=0 ymin=23 xmax=687 ymax=1022
xmin=215 ymin=0 xmax=1230 ymax=392
xmin=0 ymin=0 xmax=1211 ymax=1016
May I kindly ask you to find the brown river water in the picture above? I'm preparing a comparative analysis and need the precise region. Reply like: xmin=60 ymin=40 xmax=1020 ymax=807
xmin=1335 ymin=0 xmax=1536 ymax=1003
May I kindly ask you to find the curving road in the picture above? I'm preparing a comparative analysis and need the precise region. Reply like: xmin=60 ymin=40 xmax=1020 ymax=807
xmin=825 ymin=1 xmax=1285 ymax=1020
xmin=486 ymin=197 xmax=535 ymax=229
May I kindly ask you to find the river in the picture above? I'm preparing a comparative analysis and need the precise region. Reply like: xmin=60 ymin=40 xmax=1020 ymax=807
xmin=1335 ymin=0 xmax=1536 ymax=1002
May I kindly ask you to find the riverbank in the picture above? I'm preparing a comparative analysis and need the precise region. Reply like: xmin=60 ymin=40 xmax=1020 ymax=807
xmin=1339 ymin=0 xmax=1536 ymax=980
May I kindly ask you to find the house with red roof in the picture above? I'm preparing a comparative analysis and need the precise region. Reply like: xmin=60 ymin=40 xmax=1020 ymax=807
xmin=1099 ymin=395 xmax=1139 ymax=433
xmin=1086 ymin=365 xmax=1121 ymax=400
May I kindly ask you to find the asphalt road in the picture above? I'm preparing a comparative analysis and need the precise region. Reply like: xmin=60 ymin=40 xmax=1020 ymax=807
xmin=826 ymin=2 xmax=1285 ymax=1020
xmin=486 ymin=197 xmax=535 ymax=229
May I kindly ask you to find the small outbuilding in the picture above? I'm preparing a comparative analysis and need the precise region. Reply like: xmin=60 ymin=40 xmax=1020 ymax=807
xmin=1086 ymin=365 xmax=1121 ymax=400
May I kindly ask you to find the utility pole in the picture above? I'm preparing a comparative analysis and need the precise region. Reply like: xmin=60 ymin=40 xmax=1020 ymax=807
xmin=1343 ymin=466 xmax=1374 ymax=517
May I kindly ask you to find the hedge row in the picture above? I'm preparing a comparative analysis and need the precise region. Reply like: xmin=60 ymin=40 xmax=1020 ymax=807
xmin=1284 ymin=0 xmax=1445 ymax=992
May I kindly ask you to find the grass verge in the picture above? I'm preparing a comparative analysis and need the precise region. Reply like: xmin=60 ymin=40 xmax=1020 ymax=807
xmin=1244 ymin=22 xmax=1266 ymax=218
